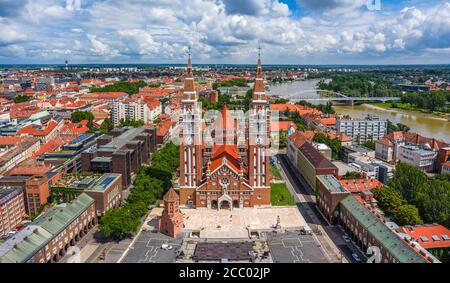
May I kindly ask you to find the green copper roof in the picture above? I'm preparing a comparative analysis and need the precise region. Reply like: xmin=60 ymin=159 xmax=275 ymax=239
xmin=317 ymin=175 xmax=349 ymax=194
xmin=0 ymin=225 xmax=52 ymax=263
xmin=340 ymin=195 xmax=428 ymax=263
xmin=0 ymin=193 xmax=95 ymax=263
xmin=34 ymin=193 xmax=94 ymax=235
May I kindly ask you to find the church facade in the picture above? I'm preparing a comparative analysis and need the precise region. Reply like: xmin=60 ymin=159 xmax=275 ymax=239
xmin=179 ymin=53 xmax=271 ymax=209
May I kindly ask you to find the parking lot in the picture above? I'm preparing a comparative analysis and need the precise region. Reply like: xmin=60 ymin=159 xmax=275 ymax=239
xmin=121 ymin=231 xmax=184 ymax=263
xmin=263 ymin=231 xmax=332 ymax=263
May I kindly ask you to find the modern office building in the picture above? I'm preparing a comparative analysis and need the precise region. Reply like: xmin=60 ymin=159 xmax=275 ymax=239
xmin=81 ymin=127 xmax=156 ymax=188
xmin=51 ymin=173 xmax=122 ymax=216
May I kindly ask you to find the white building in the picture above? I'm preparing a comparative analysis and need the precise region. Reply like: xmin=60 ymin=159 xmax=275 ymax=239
xmin=398 ymin=144 xmax=437 ymax=172
xmin=111 ymin=98 xmax=161 ymax=126
xmin=336 ymin=115 xmax=387 ymax=144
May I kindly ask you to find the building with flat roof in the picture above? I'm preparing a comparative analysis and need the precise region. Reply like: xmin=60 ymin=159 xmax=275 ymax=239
xmin=0 ymin=175 xmax=50 ymax=217
xmin=336 ymin=115 xmax=387 ymax=144
xmin=51 ymin=173 xmax=122 ymax=216
xmin=0 ymin=187 xmax=26 ymax=237
xmin=316 ymin=175 xmax=350 ymax=224
xmin=398 ymin=144 xmax=438 ymax=172
xmin=81 ymin=127 xmax=156 ymax=188
xmin=340 ymin=144 xmax=375 ymax=163
xmin=0 ymin=193 xmax=96 ymax=263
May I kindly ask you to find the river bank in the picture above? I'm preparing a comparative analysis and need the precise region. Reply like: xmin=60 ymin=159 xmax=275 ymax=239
xmin=366 ymin=102 xmax=450 ymax=120
xmin=334 ymin=104 xmax=450 ymax=141
xmin=362 ymin=103 xmax=449 ymax=121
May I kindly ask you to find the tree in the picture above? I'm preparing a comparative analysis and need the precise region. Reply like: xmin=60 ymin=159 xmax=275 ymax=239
xmin=394 ymin=205 xmax=423 ymax=226
xmin=373 ymin=186 xmax=405 ymax=215
xmin=13 ymin=95 xmax=30 ymax=103
xmin=279 ymin=130 xmax=287 ymax=148
xmin=363 ymin=135 xmax=375 ymax=150
xmin=421 ymin=178 xmax=450 ymax=224
xmin=90 ymin=81 xmax=147 ymax=95
xmin=119 ymin=119 xmax=145 ymax=128
xmin=341 ymin=171 xmax=363 ymax=180
xmin=99 ymin=143 xmax=180 ymax=239
xmin=99 ymin=118 xmax=114 ymax=134
xmin=388 ymin=163 xmax=429 ymax=203
xmin=71 ymin=111 xmax=95 ymax=128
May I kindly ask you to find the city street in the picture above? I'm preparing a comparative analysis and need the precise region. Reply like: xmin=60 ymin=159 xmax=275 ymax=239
xmin=275 ymin=153 xmax=366 ymax=263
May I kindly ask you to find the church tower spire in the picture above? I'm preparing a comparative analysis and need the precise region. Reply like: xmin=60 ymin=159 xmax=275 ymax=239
xmin=248 ymin=48 xmax=271 ymax=200
xmin=252 ymin=46 xmax=266 ymax=101
xmin=179 ymin=47 xmax=203 ymax=206
xmin=183 ymin=47 xmax=196 ymax=100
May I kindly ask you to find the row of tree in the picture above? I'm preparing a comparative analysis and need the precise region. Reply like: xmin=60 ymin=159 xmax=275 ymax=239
xmin=316 ymin=73 xmax=400 ymax=97
xmin=375 ymin=163 xmax=450 ymax=228
xmin=99 ymin=143 xmax=180 ymax=239
xmin=399 ymin=90 xmax=450 ymax=113
xmin=90 ymin=81 xmax=148 ymax=95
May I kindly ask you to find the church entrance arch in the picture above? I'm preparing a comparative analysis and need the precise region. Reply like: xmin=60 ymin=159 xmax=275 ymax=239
xmin=220 ymin=200 xmax=231 ymax=210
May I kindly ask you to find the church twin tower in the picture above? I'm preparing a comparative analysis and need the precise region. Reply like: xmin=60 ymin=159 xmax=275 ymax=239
xmin=179 ymin=53 xmax=271 ymax=209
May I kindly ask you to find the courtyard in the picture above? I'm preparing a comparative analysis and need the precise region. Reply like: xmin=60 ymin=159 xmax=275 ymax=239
xmin=181 ymin=206 xmax=308 ymax=238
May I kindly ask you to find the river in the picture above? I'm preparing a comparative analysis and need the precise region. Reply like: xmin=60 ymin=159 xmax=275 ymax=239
xmin=267 ymin=80 xmax=450 ymax=142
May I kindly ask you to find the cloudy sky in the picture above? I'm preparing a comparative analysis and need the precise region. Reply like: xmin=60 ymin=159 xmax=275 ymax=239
xmin=0 ymin=0 xmax=449 ymax=64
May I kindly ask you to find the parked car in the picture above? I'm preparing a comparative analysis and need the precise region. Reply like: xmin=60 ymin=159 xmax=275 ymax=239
xmin=342 ymin=234 xmax=351 ymax=243
xmin=352 ymin=253 xmax=363 ymax=263
xmin=161 ymin=244 xmax=173 ymax=250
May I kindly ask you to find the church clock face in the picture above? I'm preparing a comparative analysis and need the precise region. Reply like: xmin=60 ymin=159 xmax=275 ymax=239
xmin=184 ymin=136 xmax=193 ymax=145
xmin=255 ymin=136 xmax=263 ymax=145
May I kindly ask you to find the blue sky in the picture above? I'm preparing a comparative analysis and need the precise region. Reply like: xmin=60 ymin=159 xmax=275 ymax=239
xmin=0 ymin=0 xmax=449 ymax=64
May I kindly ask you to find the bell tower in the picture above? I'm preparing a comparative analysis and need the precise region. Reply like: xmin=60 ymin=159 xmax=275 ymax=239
xmin=179 ymin=48 xmax=203 ymax=206
xmin=248 ymin=47 xmax=271 ymax=204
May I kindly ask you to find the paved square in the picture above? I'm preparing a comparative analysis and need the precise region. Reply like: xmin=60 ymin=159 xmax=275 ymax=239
xmin=264 ymin=231 xmax=331 ymax=263
xmin=181 ymin=207 xmax=307 ymax=238
xmin=121 ymin=232 xmax=184 ymax=263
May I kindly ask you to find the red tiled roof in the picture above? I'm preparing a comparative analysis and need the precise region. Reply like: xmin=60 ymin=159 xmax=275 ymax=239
xmin=81 ymin=92 xmax=128 ymax=100
xmin=61 ymin=120 xmax=89 ymax=135
xmin=17 ymin=120 xmax=59 ymax=136
xmin=5 ymin=165 xmax=52 ymax=176
xmin=209 ymin=144 xmax=241 ymax=172
xmin=288 ymin=131 xmax=308 ymax=148
xmin=270 ymin=121 xmax=296 ymax=132
xmin=340 ymin=178 xmax=383 ymax=193
xmin=0 ymin=136 xmax=25 ymax=146
xmin=395 ymin=224 xmax=450 ymax=249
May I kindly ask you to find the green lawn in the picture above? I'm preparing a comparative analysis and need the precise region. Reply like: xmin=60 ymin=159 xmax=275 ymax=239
xmin=270 ymin=164 xmax=282 ymax=180
xmin=271 ymin=183 xmax=295 ymax=206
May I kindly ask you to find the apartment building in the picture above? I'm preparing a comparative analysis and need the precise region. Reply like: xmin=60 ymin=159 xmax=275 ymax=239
xmin=336 ymin=115 xmax=387 ymax=144
xmin=111 ymin=98 xmax=161 ymax=126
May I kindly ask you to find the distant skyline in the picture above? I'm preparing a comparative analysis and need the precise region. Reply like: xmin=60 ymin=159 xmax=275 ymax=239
xmin=0 ymin=0 xmax=449 ymax=64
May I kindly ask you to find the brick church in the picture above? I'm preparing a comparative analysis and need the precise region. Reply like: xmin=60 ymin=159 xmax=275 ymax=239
xmin=179 ymin=52 xmax=271 ymax=209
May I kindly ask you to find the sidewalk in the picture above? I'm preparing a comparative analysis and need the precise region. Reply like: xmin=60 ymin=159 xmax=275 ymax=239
xmin=275 ymin=156 xmax=347 ymax=263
